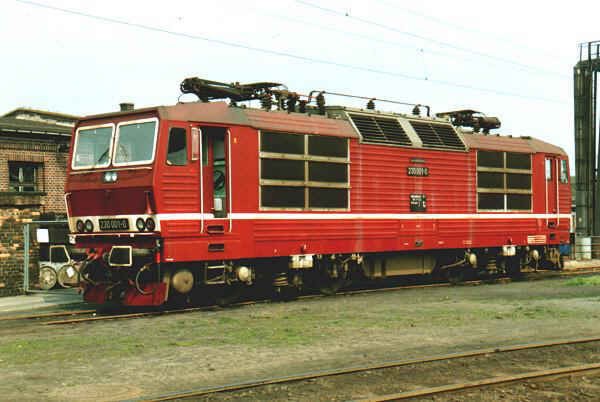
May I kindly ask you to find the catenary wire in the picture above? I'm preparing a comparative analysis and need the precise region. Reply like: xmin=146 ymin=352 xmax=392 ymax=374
xmin=373 ymin=0 xmax=563 ymax=59
xmin=296 ymin=0 xmax=569 ymax=78
xmin=248 ymin=7 xmax=556 ymax=80
xmin=15 ymin=0 xmax=567 ymax=104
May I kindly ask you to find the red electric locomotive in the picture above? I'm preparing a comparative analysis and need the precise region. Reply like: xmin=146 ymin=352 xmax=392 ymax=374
xmin=64 ymin=78 xmax=571 ymax=306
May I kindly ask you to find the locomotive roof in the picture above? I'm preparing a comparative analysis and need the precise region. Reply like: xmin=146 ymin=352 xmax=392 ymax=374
xmin=79 ymin=102 xmax=566 ymax=156
xmin=81 ymin=102 xmax=358 ymax=139
xmin=460 ymin=131 xmax=566 ymax=156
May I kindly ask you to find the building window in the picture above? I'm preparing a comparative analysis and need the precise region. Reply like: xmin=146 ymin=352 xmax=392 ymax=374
xmin=9 ymin=162 xmax=39 ymax=192
xmin=259 ymin=132 xmax=349 ymax=210
xmin=477 ymin=151 xmax=531 ymax=211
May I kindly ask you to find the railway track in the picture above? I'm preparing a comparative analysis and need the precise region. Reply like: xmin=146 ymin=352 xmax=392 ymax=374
xmin=358 ymin=363 xmax=600 ymax=401
xmin=41 ymin=280 xmax=498 ymax=325
xmin=0 ymin=308 xmax=96 ymax=322
xmin=131 ymin=336 xmax=600 ymax=401
xmin=4 ymin=265 xmax=599 ymax=326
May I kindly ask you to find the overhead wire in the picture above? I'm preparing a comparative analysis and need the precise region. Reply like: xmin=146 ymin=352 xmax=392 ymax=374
xmin=373 ymin=0 xmax=561 ymax=59
xmin=249 ymin=8 xmax=548 ymax=79
xmin=296 ymin=0 xmax=569 ymax=79
xmin=15 ymin=0 xmax=566 ymax=105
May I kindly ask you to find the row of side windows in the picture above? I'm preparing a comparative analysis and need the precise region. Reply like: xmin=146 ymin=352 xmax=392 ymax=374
xmin=165 ymin=130 xmax=568 ymax=213
xmin=476 ymin=151 xmax=532 ymax=211
xmin=165 ymin=129 xmax=351 ymax=210
xmin=477 ymin=151 xmax=569 ymax=211
xmin=259 ymin=132 xmax=349 ymax=210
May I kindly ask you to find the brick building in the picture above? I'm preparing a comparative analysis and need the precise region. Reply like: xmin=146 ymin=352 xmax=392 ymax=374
xmin=0 ymin=108 xmax=77 ymax=296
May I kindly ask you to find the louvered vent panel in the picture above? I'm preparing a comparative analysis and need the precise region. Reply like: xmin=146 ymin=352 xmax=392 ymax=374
xmin=349 ymin=115 xmax=381 ymax=143
xmin=349 ymin=114 xmax=412 ymax=146
xmin=410 ymin=121 xmax=443 ymax=147
xmin=410 ymin=121 xmax=465 ymax=151
xmin=433 ymin=124 xmax=465 ymax=149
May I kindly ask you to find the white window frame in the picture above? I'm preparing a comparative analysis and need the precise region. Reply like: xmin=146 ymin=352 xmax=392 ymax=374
xmin=258 ymin=131 xmax=351 ymax=211
xmin=113 ymin=117 xmax=159 ymax=167
xmin=71 ymin=123 xmax=115 ymax=170
xmin=476 ymin=151 xmax=532 ymax=212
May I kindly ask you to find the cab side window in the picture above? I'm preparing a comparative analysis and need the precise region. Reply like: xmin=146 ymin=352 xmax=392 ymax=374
xmin=167 ymin=128 xmax=187 ymax=166
xmin=545 ymin=159 xmax=552 ymax=181
xmin=560 ymin=160 xmax=569 ymax=183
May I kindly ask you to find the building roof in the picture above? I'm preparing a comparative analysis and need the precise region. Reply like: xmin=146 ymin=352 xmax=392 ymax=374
xmin=0 ymin=117 xmax=73 ymax=138
xmin=0 ymin=108 xmax=77 ymax=139
xmin=3 ymin=108 xmax=79 ymax=123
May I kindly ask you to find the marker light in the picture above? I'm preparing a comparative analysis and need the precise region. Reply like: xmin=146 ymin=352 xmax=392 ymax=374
xmin=136 ymin=218 xmax=146 ymax=231
xmin=145 ymin=217 xmax=156 ymax=231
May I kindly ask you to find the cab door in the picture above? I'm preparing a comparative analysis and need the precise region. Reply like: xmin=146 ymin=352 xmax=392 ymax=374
xmin=199 ymin=126 xmax=230 ymax=232
xmin=545 ymin=156 xmax=558 ymax=228
xmin=165 ymin=125 xmax=201 ymax=214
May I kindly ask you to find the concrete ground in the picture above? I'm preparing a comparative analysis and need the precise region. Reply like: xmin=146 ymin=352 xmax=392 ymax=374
xmin=0 ymin=289 xmax=83 ymax=314
xmin=564 ymin=258 xmax=600 ymax=270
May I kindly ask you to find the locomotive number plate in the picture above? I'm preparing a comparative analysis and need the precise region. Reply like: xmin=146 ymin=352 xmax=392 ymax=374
xmin=99 ymin=218 xmax=129 ymax=231
xmin=407 ymin=166 xmax=429 ymax=177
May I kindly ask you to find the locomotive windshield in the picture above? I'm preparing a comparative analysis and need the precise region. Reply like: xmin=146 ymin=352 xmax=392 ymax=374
xmin=114 ymin=119 xmax=158 ymax=166
xmin=72 ymin=118 xmax=158 ymax=169
xmin=72 ymin=124 xmax=114 ymax=169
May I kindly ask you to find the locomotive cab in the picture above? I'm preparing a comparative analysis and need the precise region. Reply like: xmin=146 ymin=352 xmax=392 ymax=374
xmin=66 ymin=108 xmax=237 ymax=305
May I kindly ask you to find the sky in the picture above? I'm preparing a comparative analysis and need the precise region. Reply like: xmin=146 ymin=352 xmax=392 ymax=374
xmin=1 ymin=0 xmax=599 ymax=168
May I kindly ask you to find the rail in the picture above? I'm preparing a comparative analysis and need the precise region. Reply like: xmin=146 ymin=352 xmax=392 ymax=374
xmin=38 ymin=266 xmax=600 ymax=325
xmin=360 ymin=363 xmax=600 ymax=401
xmin=131 ymin=336 xmax=600 ymax=402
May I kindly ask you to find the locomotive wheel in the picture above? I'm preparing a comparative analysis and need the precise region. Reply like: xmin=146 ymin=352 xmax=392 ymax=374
xmin=542 ymin=248 xmax=563 ymax=270
xmin=318 ymin=278 xmax=347 ymax=296
xmin=39 ymin=266 xmax=57 ymax=290
xmin=445 ymin=268 xmax=464 ymax=285
xmin=215 ymin=284 xmax=243 ymax=307
xmin=273 ymin=285 xmax=300 ymax=301
xmin=272 ymin=272 xmax=302 ymax=301
xmin=317 ymin=259 xmax=350 ymax=296
xmin=505 ymin=256 xmax=522 ymax=278
xmin=164 ymin=292 xmax=189 ymax=309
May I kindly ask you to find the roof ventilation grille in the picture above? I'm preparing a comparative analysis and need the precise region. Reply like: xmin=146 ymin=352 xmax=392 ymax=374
xmin=348 ymin=114 xmax=411 ymax=146
xmin=410 ymin=121 xmax=465 ymax=150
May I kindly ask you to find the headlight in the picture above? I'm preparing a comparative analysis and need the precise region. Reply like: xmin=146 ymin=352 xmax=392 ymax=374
xmin=136 ymin=217 xmax=146 ymax=231
xmin=84 ymin=219 xmax=94 ymax=232
xmin=103 ymin=171 xmax=118 ymax=183
xmin=145 ymin=217 xmax=156 ymax=231
xmin=76 ymin=220 xmax=84 ymax=233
